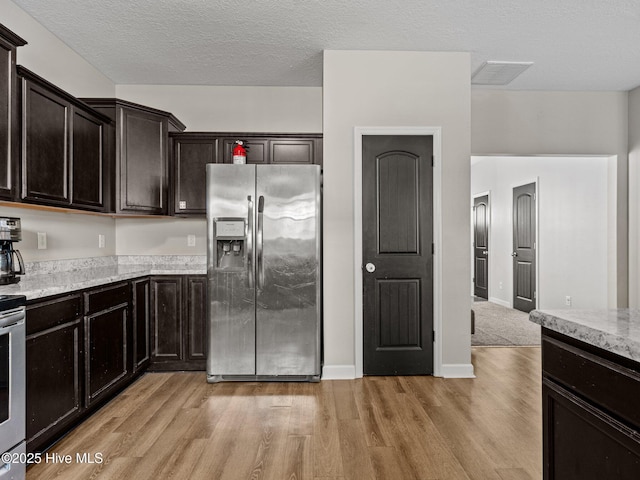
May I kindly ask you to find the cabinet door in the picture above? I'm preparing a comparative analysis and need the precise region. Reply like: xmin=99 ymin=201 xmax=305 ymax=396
xmin=173 ymin=138 xmax=217 ymax=215
xmin=26 ymin=294 xmax=83 ymax=454
xmin=0 ymin=36 xmax=16 ymax=199
xmin=21 ymin=79 xmax=71 ymax=205
xmin=221 ymin=138 xmax=269 ymax=164
xmin=270 ymin=139 xmax=315 ymax=164
xmin=186 ymin=275 xmax=207 ymax=363
xmin=85 ymin=304 xmax=129 ymax=407
xmin=119 ymin=106 xmax=167 ymax=213
xmin=150 ymin=276 xmax=183 ymax=363
xmin=26 ymin=320 xmax=82 ymax=453
xmin=71 ymin=107 xmax=105 ymax=211
xmin=543 ymin=379 xmax=640 ymax=479
xmin=132 ymin=278 xmax=150 ymax=371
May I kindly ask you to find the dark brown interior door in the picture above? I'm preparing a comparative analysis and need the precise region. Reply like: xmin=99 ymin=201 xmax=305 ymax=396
xmin=362 ymin=135 xmax=433 ymax=375
xmin=473 ymin=194 xmax=489 ymax=299
xmin=513 ymin=182 xmax=536 ymax=312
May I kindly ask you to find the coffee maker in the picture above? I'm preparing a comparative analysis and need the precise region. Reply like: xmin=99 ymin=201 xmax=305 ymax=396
xmin=0 ymin=217 xmax=25 ymax=285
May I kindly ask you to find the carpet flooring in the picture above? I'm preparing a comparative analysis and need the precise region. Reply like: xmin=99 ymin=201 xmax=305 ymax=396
xmin=471 ymin=300 xmax=541 ymax=346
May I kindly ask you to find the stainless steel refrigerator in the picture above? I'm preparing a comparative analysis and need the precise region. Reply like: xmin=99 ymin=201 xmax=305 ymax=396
xmin=206 ymin=164 xmax=321 ymax=382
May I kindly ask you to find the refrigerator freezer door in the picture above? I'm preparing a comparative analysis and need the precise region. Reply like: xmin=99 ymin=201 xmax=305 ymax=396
xmin=255 ymin=165 xmax=321 ymax=376
xmin=207 ymin=164 xmax=256 ymax=376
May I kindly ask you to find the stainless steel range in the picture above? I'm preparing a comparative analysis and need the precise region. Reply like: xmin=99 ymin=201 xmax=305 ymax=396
xmin=0 ymin=295 xmax=26 ymax=480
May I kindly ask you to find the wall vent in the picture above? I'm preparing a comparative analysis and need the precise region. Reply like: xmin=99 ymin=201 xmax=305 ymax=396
xmin=472 ymin=61 xmax=534 ymax=85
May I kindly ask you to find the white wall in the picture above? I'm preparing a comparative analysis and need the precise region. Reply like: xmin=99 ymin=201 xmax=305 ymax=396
xmin=115 ymin=85 xmax=322 ymax=132
xmin=0 ymin=206 xmax=115 ymax=261
xmin=2 ymin=0 xmax=115 ymax=98
xmin=630 ymin=86 xmax=640 ymax=307
xmin=471 ymin=156 xmax=610 ymax=310
xmin=471 ymin=90 xmax=628 ymax=307
xmin=323 ymin=50 xmax=472 ymax=377
xmin=115 ymin=217 xmax=205 ymax=255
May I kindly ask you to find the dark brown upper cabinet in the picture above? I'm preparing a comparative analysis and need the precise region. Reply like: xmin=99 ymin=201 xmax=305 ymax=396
xmin=170 ymin=132 xmax=322 ymax=216
xmin=82 ymin=98 xmax=186 ymax=215
xmin=0 ymin=25 xmax=26 ymax=200
xmin=18 ymin=67 xmax=110 ymax=211
xmin=220 ymin=137 xmax=269 ymax=164
xmin=218 ymin=134 xmax=322 ymax=165
xmin=171 ymin=133 xmax=218 ymax=215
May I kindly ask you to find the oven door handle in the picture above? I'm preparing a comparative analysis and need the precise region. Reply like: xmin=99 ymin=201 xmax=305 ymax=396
xmin=0 ymin=309 xmax=25 ymax=329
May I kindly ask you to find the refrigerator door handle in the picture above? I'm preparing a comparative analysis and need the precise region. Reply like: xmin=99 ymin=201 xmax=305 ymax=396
xmin=257 ymin=195 xmax=265 ymax=290
xmin=247 ymin=195 xmax=254 ymax=289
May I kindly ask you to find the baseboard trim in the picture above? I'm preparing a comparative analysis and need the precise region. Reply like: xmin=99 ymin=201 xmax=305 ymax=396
xmin=322 ymin=365 xmax=356 ymax=380
xmin=440 ymin=363 xmax=476 ymax=378
xmin=323 ymin=364 xmax=474 ymax=379
xmin=488 ymin=297 xmax=511 ymax=308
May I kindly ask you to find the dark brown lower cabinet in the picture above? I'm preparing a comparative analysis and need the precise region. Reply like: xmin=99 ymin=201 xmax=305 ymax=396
xmin=150 ymin=275 xmax=207 ymax=370
xmin=26 ymin=278 xmax=150 ymax=453
xmin=542 ymin=328 xmax=640 ymax=479
xmin=26 ymin=275 xmax=204 ymax=453
xmin=26 ymin=294 xmax=83 ymax=454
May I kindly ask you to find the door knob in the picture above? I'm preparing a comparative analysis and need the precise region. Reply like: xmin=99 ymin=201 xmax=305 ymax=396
xmin=511 ymin=252 xmax=518 ymax=257
xmin=365 ymin=263 xmax=376 ymax=273
xmin=482 ymin=250 xmax=488 ymax=255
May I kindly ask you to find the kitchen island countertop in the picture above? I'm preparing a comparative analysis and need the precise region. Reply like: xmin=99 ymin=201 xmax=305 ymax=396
xmin=530 ymin=308 xmax=640 ymax=363
xmin=0 ymin=262 xmax=207 ymax=300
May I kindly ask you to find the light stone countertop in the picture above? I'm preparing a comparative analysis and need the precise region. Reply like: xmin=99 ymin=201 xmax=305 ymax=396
xmin=0 ymin=258 xmax=207 ymax=300
xmin=530 ymin=309 xmax=640 ymax=363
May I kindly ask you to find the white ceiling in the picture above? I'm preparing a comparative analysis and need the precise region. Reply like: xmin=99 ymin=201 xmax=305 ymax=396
xmin=11 ymin=0 xmax=640 ymax=90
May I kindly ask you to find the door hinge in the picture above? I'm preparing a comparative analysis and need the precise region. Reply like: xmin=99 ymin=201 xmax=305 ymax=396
xmin=432 ymin=243 xmax=435 ymax=254
xmin=431 ymin=155 xmax=434 ymax=167
xmin=534 ymin=291 xmax=537 ymax=299
xmin=433 ymin=330 xmax=435 ymax=342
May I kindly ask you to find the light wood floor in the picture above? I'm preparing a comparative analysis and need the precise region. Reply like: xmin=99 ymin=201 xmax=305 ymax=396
xmin=27 ymin=347 xmax=542 ymax=480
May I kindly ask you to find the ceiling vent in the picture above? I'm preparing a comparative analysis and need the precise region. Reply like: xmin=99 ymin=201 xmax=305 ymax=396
xmin=471 ymin=61 xmax=534 ymax=85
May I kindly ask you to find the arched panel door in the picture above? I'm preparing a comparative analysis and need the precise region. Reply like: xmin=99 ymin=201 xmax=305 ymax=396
xmin=473 ymin=195 xmax=489 ymax=299
xmin=362 ymin=135 xmax=433 ymax=375
xmin=513 ymin=183 xmax=536 ymax=313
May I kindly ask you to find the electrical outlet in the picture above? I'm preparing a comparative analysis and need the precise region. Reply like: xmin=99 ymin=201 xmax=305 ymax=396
xmin=187 ymin=234 xmax=196 ymax=247
xmin=37 ymin=232 xmax=47 ymax=250
xmin=499 ymin=281 xmax=503 ymax=290
xmin=565 ymin=296 xmax=572 ymax=306
xmin=98 ymin=234 xmax=105 ymax=248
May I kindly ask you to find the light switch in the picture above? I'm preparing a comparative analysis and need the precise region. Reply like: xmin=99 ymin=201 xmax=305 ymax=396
xmin=187 ymin=234 xmax=196 ymax=247
xmin=98 ymin=234 xmax=105 ymax=248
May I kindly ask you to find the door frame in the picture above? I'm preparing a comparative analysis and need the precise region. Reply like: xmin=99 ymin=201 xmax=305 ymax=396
xmin=472 ymin=191 xmax=491 ymax=299
xmin=511 ymin=178 xmax=539 ymax=309
xmin=353 ymin=126 xmax=443 ymax=378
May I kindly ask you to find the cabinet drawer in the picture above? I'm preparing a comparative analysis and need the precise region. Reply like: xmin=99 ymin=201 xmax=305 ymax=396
xmin=84 ymin=282 xmax=130 ymax=314
xmin=542 ymin=335 xmax=640 ymax=429
xmin=27 ymin=294 xmax=82 ymax=335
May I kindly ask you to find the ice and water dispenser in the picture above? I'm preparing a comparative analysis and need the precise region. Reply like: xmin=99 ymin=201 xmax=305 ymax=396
xmin=214 ymin=218 xmax=246 ymax=270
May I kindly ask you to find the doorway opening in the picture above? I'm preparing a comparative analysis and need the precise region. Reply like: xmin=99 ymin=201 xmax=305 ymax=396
xmin=470 ymin=155 xmax=614 ymax=346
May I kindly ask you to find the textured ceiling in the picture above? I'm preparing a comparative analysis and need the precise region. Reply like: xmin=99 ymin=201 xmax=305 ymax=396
xmin=11 ymin=0 xmax=640 ymax=90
